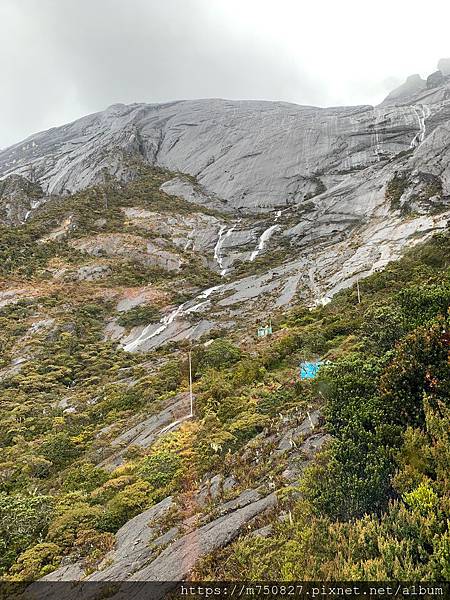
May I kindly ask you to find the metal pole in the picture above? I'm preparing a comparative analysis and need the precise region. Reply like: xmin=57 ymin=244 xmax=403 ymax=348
xmin=189 ymin=350 xmax=193 ymax=417
xmin=357 ymin=279 xmax=361 ymax=304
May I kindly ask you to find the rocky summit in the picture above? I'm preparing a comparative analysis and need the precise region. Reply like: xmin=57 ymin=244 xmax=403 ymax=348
xmin=0 ymin=60 xmax=450 ymax=310
xmin=0 ymin=61 xmax=449 ymax=592
xmin=1 ymin=62 xmax=449 ymax=353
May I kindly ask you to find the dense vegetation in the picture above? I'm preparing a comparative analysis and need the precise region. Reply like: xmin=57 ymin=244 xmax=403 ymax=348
xmin=0 ymin=167 xmax=223 ymax=290
xmin=0 ymin=170 xmax=448 ymax=582
xmin=196 ymin=233 xmax=450 ymax=580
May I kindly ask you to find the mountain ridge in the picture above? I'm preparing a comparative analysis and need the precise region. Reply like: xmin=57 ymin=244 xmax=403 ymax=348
xmin=0 ymin=60 xmax=449 ymax=591
xmin=0 ymin=63 xmax=449 ymax=350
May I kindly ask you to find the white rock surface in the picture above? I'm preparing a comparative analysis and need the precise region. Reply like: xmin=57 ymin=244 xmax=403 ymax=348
xmin=0 ymin=65 xmax=449 ymax=351
xmin=1 ymin=83 xmax=448 ymax=210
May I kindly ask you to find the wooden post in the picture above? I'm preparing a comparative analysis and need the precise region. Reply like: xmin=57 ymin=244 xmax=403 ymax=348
xmin=189 ymin=349 xmax=193 ymax=417
xmin=357 ymin=279 xmax=361 ymax=304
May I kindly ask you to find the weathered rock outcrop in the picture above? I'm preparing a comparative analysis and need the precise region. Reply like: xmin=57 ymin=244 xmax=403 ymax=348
xmin=37 ymin=408 xmax=326 ymax=590
xmin=381 ymin=74 xmax=426 ymax=106
xmin=1 ymin=64 xmax=449 ymax=211
xmin=69 ymin=233 xmax=184 ymax=271
xmin=0 ymin=174 xmax=44 ymax=225
xmin=1 ymin=61 xmax=449 ymax=353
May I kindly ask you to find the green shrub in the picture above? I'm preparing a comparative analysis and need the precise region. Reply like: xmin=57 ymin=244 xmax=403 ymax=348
xmin=301 ymin=435 xmax=393 ymax=520
xmin=98 ymin=481 xmax=154 ymax=532
xmin=0 ymin=493 xmax=54 ymax=574
xmin=40 ymin=432 xmax=82 ymax=470
xmin=404 ymin=482 xmax=439 ymax=515
xmin=396 ymin=284 xmax=450 ymax=329
xmin=227 ymin=412 xmax=270 ymax=447
xmin=380 ymin=322 xmax=449 ymax=428
xmin=8 ymin=542 xmax=62 ymax=580
xmin=361 ymin=304 xmax=406 ymax=354
xmin=138 ymin=451 xmax=182 ymax=490
xmin=195 ymin=339 xmax=242 ymax=373
xmin=117 ymin=304 xmax=162 ymax=328
xmin=62 ymin=463 xmax=110 ymax=493
xmin=47 ymin=504 xmax=102 ymax=548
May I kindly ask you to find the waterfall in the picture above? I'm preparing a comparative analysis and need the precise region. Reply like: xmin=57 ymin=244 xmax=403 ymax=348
xmin=213 ymin=225 xmax=227 ymax=269
xmin=249 ymin=209 xmax=283 ymax=262
xmin=214 ymin=222 xmax=239 ymax=275
xmin=372 ymin=107 xmax=383 ymax=161
xmin=410 ymin=105 xmax=431 ymax=148
xmin=249 ymin=225 xmax=279 ymax=262
xmin=123 ymin=284 xmax=224 ymax=352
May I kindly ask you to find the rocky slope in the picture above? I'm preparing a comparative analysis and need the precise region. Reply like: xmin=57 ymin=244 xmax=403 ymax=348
xmin=1 ymin=61 xmax=449 ymax=594
xmin=34 ymin=406 xmax=327 ymax=594
xmin=2 ymin=62 xmax=449 ymax=351
xmin=0 ymin=65 xmax=449 ymax=208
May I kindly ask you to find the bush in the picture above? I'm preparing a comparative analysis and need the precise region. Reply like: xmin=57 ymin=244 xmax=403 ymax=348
xmin=320 ymin=356 xmax=383 ymax=435
xmin=8 ymin=542 xmax=62 ymax=581
xmin=62 ymin=463 xmax=110 ymax=493
xmin=40 ymin=432 xmax=81 ymax=470
xmin=301 ymin=435 xmax=393 ymax=520
xmin=72 ymin=529 xmax=115 ymax=565
xmin=47 ymin=504 xmax=103 ymax=548
xmin=361 ymin=304 xmax=406 ymax=353
xmin=195 ymin=339 xmax=241 ymax=373
xmin=98 ymin=481 xmax=154 ymax=532
xmin=380 ymin=322 xmax=449 ymax=428
xmin=227 ymin=412 xmax=270 ymax=447
xmin=404 ymin=482 xmax=439 ymax=515
xmin=117 ymin=304 xmax=162 ymax=328
xmin=0 ymin=493 xmax=54 ymax=574
xmin=138 ymin=451 xmax=182 ymax=490
xmin=90 ymin=475 xmax=136 ymax=504
xmin=396 ymin=284 xmax=450 ymax=329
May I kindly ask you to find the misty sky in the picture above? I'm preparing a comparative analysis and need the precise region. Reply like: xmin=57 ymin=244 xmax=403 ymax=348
xmin=1 ymin=0 xmax=449 ymax=148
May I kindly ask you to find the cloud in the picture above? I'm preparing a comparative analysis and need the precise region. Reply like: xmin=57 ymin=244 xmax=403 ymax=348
xmin=1 ymin=0 xmax=449 ymax=147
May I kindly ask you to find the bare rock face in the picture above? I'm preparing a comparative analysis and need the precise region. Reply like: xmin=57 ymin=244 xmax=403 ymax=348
xmin=381 ymin=74 xmax=426 ymax=106
xmin=69 ymin=233 xmax=183 ymax=271
xmin=121 ymin=206 xmax=224 ymax=257
xmin=160 ymin=176 xmax=231 ymax=213
xmin=381 ymin=59 xmax=450 ymax=106
xmin=0 ymin=84 xmax=448 ymax=212
xmin=0 ymin=63 xmax=449 ymax=352
xmin=0 ymin=174 xmax=44 ymax=225
xmin=129 ymin=492 xmax=277 ymax=582
xmin=427 ymin=70 xmax=446 ymax=89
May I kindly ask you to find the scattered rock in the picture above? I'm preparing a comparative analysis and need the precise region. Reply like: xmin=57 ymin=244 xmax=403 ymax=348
xmin=70 ymin=234 xmax=183 ymax=272
xmin=96 ymin=392 xmax=191 ymax=471
xmin=77 ymin=265 xmax=111 ymax=281
xmin=276 ymin=410 xmax=321 ymax=453
xmin=250 ymin=524 xmax=273 ymax=538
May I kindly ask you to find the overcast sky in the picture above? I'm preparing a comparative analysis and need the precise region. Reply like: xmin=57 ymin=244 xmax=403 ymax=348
xmin=1 ymin=0 xmax=449 ymax=148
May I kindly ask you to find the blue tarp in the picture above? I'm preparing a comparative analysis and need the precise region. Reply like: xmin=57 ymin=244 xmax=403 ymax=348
xmin=299 ymin=361 xmax=323 ymax=380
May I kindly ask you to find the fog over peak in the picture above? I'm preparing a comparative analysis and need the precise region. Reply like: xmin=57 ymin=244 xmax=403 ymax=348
xmin=1 ymin=0 xmax=449 ymax=148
